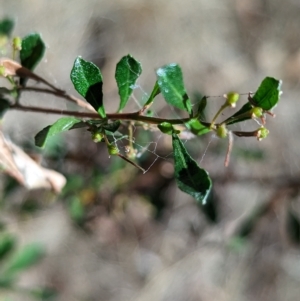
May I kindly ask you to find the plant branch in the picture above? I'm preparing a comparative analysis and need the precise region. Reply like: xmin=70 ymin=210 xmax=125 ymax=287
xmin=10 ymin=103 xmax=211 ymax=126
xmin=210 ymin=103 xmax=228 ymax=128
xmin=18 ymin=86 xmax=96 ymax=112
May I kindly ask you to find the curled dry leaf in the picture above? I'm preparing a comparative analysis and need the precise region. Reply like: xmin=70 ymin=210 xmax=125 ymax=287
xmin=0 ymin=57 xmax=61 ymax=92
xmin=0 ymin=132 xmax=66 ymax=192
xmin=0 ymin=58 xmax=95 ymax=111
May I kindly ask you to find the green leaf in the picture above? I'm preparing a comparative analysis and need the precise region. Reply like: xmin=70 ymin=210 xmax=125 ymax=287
xmin=20 ymin=33 xmax=46 ymax=86
xmin=105 ymin=130 xmax=126 ymax=140
xmin=20 ymin=33 xmax=45 ymax=71
xmin=224 ymin=77 xmax=282 ymax=125
xmin=0 ymin=233 xmax=16 ymax=261
xmin=156 ymin=64 xmax=192 ymax=115
xmin=0 ymin=98 xmax=10 ymax=119
xmin=102 ymin=120 xmax=121 ymax=132
xmin=251 ymin=77 xmax=282 ymax=110
xmin=201 ymin=190 xmax=218 ymax=223
xmin=224 ymin=102 xmax=252 ymax=125
xmin=196 ymin=95 xmax=207 ymax=118
xmin=70 ymin=57 xmax=106 ymax=118
xmin=158 ymin=122 xmax=180 ymax=135
xmin=172 ymin=133 xmax=212 ymax=210
xmin=185 ymin=118 xmax=211 ymax=136
xmin=115 ymin=54 xmax=142 ymax=112
xmin=4 ymin=243 xmax=44 ymax=275
xmin=143 ymin=80 xmax=160 ymax=107
xmin=0 ymin=18 xmax=14 ymax=36
xmin=35 ymin=117 xmax=82 ymax=148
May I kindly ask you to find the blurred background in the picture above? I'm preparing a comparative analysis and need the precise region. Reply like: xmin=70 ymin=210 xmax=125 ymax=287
xmin=1 ymin=0 xmax=300 ymax=300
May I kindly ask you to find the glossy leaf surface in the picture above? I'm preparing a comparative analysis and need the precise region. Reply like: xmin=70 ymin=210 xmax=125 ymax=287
xmin=115 ymin=55 xmax=142 ymax=112
xmin=172 ymin=133 xmax=212 ymax=209
xmin=70 ymin=57 xmax=106 ymax=118
xmin=0 ymin=18 xmax=14 ymax=36
xmin=251 ymin=77 xmax=281 ymax=110
xmin=185 ymin=118 xmax=211 ymax=136
xmin=35 ymin=117 xmax=83 ymax=148
xmin=158 ymin=122 xmax=179 ymax=135
xmin=20 ymin=33 xmax=45 ymax=71
xmin=156 ymin=64 xmax=192 ymax=115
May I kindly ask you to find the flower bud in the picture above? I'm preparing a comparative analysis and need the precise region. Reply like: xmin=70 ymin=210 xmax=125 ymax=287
xmin=91 ymin=131 xmax=104 ymax=143
xmin=12 ymin=37 xmax=22 ymax=51
xmin=225 ymin=92 xmax=239 ymax=108
xmin=108 ymin=144 xmax=119 ymax=155
xmin=257 ymin=127 xmax=269 ymax=141
xmin=216 ymin=124 xmax=228 ymax=138
xmin=251 ymin=107 xmax=263 ymax=118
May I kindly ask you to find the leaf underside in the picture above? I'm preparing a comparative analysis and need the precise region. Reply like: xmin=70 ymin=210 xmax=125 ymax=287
xmin=35 ymin=117 xmax=83 ymax=148
xmin=19 ymin=33 xmax=45 ymax=86
xmin=20 ymin=33 xmax=45 ymax=71
xmin=172 ymin=133 xmax=212 ymax=214
xmin=143 ymin=80 xmax=160 ymax=107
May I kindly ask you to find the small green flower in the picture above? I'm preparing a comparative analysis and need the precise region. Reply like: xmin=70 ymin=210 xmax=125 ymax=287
xmin=12 ymin=36 xmax=22 ymax=51
xmin=257 ymin=127 xmax=269 ymax=141
xmin=225 ymin=92 xmax=239 ymax=108
xmin=91 ymin=131 xmax=104 ymax=143
xmin=216 ymin=124 xmax=228 ymax=138
xmin=108 ymin=144 xmax=119 ymax=155
xmin=251 ymin=107 xmax=263 ymax=118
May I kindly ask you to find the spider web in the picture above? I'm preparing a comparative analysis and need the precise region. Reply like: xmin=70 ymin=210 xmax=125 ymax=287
xmin=106 ymin=82 xmax=215 ymax=174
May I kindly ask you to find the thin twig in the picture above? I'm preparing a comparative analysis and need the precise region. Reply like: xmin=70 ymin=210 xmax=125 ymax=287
xmin=117 ymin=153 xmax=145 ymax=173
xmin=10 ymin=103 xmax=210 ymax=126
xmin=10 ymin=103 xmax=99 ymax=118
xmin=19 ymin=86 xmax=95 ymax=112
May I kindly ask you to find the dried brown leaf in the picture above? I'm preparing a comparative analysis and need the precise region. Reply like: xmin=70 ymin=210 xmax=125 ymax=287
xmin=0 ymin=132 xmax=66 ymax=192
xmin=0 ymin=57 xmax=62 ymax=92
xmin=0 ymin=58 xmax=95 ymax=111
